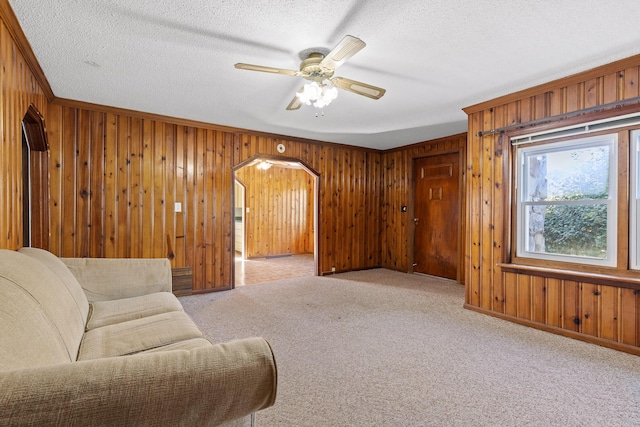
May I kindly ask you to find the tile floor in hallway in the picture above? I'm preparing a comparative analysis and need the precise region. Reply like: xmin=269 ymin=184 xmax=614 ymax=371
xmin=235 ymin=253 xmax=316 ymax=286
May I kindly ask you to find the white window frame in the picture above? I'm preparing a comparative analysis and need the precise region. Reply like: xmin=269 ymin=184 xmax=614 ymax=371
xmin=515 ymin=133 xmax=618 ymax=267
xmin=631 ymin=130 xmax=640 ymax=270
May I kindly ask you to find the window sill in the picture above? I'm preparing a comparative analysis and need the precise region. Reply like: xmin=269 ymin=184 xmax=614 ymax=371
xmin=498 ymin=263 xmax=640 ymax=291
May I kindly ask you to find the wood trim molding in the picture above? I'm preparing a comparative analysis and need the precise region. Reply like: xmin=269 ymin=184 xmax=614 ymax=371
xmin=383 ymin=132 xmax=467 ymax=153
xmin=22 ymin=104 xmax=48 ymax=151
xmin=463 ymin=54 xmax=640 ymax=115
xmin=0 ymin=0 xmax=54 ymax=100
xmin=52 ymin=97 xmax=381 ymax=153
xmin=192 ymin=286 xmax=233 ymax=294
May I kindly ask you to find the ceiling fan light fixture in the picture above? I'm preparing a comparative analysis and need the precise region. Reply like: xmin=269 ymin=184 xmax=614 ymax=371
xmin=296 ymin=80 xmax=338 ymax=108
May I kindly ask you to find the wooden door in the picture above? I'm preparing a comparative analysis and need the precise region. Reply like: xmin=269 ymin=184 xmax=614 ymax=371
xmin=413 ymin=152 xmax=460 ymax=279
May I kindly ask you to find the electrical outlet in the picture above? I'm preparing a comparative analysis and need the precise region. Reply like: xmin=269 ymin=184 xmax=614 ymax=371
xmin=331 ymin=267 xmax=336 ymax=272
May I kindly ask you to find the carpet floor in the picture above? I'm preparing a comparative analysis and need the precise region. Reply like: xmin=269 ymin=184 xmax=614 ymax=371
xmin=180 ymin=268 xmax=640 ymax=427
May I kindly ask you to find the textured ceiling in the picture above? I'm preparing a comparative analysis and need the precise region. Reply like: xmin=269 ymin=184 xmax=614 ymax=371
xmin=9 ymin=0 xmax=640 ymax=149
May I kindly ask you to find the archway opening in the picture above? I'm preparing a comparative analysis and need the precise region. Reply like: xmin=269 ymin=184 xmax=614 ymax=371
xmin=233 ymin=157 xmax=319 ymax=286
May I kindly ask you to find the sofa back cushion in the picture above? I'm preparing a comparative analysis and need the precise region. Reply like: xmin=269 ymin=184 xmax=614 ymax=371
xmin=0 ymin=250 xmax=75 ymax=370
xmin=0 ymin=249 xmax=86 ymax=365
xmin=19 ymin=247 xmax=90 ymax=322
xmin=62 ymin=257 xmax=172 ymax=301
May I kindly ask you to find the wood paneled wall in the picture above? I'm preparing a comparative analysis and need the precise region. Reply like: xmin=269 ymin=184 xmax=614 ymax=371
xmin=38 ymin=104 xmax=383 ymax=290
xmin=0 ymin=1 xmax=383 ymax=289
xmin=27 ymin=149 xmax=50 ymax=249
xmin=235 ymin=135 xmax=381 ymax=274
xmin=0 ymin=18 xmax=49 ymax=250
xmin=380 ymin=134 xmax=467 ymax=276
xmin=45 ymin=104 xmax=235 ymax=291
xmin=463 ymin=54 xmax=640 ymax=354
xmin=235 ymin=164 xmax=314 ymax=258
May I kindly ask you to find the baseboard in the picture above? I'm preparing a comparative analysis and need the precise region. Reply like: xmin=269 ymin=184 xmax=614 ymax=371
xmin=463 ymin=304 xmax=640 ymax=356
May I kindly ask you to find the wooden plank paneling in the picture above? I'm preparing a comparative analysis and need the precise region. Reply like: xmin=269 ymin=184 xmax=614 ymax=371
xmin=104 ymin=113 xmax=118 ymax=258
xmin=517 ymin=274 xmax=531 ymax=321
xmin=546 ymin=278 xmax=562 ymax=327
xmin=481 ymin=110 xmax=495 ymax=309
xmin=234 ymin=135 xmax=381 ymax=275
xmin=563 ymin=280 xmax=580 ymax=333
xmin=492 ymin=108 xmax=507 ymax=313
xmin=581 ymin=283 xmax=599 ymax=337
xmin=619 ymin=288 xmax=638 ymax=346
xmin=235 ymin=164 xmax=313 ymax=258
xmin=504 ymin=271 xmax=518 ymax=317
xmin=600 ymin=285 xmax=618 ymax=342
xmin=380 ymin=133 xmax=467 ymax=280
xmin=41 ymin=104 xmax=384 ymax=289
xmin=464 ymin=54 xmax=640 ymax=355
xmin=531 ymin=275 xmax=546 ymax=324
xmin=41 ymin=105 xmax=232 ymax=291
xmin=61 ymin=107 xmax=77 ymax=256
xmin=0 ymin=17 xmax=48 ymax=251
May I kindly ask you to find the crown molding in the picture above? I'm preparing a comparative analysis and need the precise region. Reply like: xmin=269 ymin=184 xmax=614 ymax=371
xmin=52 ymin=97 xmax=381 ymax=153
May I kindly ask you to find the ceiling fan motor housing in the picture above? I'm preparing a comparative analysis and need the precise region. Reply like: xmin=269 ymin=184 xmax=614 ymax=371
xmin=300 ymin=53 xmax=334 ymax=81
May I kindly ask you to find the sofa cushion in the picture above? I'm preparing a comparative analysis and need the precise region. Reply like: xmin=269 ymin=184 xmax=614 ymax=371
xmin=0 ymin=250 xmax=77 ymax=369
xmin=86 ymin=292 xmax=184 ymax=330
xmin=0 ymin=276 xmax=71 ymax=370
xmin=78 ymin=311 xmax=204 ymax=360
xmin=62 ymin=257 xmax=172 ymax=301
xmin=18 ymin=247 xmax=90 ymax=323
xmin=140 ymin=338 xmax=213 ymax=353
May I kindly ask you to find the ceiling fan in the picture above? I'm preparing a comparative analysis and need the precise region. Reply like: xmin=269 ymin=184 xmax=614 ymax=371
xmin=234 ymin=35 xmax=386 ymax=110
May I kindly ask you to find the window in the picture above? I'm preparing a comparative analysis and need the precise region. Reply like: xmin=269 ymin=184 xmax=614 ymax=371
xmin=631 ymin=130 xmax=640 ymax=270
xmin=515 ymin=134 xmax=617 ymax=266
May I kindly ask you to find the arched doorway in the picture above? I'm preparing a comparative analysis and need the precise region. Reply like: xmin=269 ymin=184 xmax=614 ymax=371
xmin=233 ymin=156 xmax=319 ymax=286
xmin=21 ymin=104 xmax=49 ymax=249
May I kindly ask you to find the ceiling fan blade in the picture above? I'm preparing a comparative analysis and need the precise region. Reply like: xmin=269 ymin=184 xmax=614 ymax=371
xmin=319 ymin=35 xmax=366 ymax=71
xmin=234 ymin=63 xmax=299 ymax=76
xmin=286 ymin=91 xmax=303 ymax=110
xmin=331 ymin=77 xmax=386 ymax=100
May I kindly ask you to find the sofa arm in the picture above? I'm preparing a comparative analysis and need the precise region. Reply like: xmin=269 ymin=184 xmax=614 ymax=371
xmin=0 ymin=337 xmax=277 ymax=426
xmin=62 ymin=257 xmax=172 ymax=301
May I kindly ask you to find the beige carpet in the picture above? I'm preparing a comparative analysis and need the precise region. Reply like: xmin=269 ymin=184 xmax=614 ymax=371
xmin=180 ymin=269 xmax=640 ymax=427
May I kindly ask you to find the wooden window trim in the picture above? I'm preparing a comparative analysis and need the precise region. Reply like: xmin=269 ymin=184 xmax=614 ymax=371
xmin=23 ymin=104 xmax=48 ymax=152
xmin=505 ymin=111 xmax=640 ymax=282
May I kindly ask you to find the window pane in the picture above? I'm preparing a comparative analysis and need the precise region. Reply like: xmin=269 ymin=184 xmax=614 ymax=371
xmin=524 ymin=145 xmax=610 ymax=202
xmin=517 ymin=133 xmax=617 ymax=266
xmin=525 ymin=204 xmax=607 ymax=259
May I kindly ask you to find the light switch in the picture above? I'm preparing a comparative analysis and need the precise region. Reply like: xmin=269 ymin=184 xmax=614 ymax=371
xmin=174 ymin=202 xmax=182 ymax=213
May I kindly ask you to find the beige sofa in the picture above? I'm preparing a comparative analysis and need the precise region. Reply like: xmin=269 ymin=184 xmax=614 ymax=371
xmin=0 ymin=247 xmax=277 ymax=426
